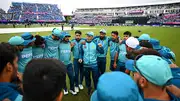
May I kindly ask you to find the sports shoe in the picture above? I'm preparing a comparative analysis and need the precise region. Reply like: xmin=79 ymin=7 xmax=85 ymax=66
xmin=69 ymin=90 xmax=77 ymax=95
xmin=79 ymin=84 xmax=84 ymax=90
xmin=63 ymin=90 xmax=68 ymax=95
xmin=75 ymin=87 xmax=79 ymax=93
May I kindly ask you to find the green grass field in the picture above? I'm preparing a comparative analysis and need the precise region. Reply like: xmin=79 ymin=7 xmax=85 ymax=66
xmin=0 ymin=25 xmax=180 ymax=101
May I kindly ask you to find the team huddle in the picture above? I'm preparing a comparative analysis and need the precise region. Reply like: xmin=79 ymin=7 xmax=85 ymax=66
xmin=1 ymin=28 xmax=180 ymax=101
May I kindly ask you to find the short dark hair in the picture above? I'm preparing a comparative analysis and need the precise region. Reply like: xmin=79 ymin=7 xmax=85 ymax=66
xmin=0 ymin=43 xmax=17 ymax=74
xmin=75 ymin=30 xmax=82 ymax=35
xmin=134 ymin=36 xmax=139 ymax=38
xmin=34 ymin=35 xmax=45 ymax=46
xmin=23 ymin=59 xmax=66 ymax=101
xmin=111 ymin=31 xmax=118 ymax=36
xmin=140 ymin=41 xmax=153 ymax=49
xmin=123 ymin=31 xmax=132 ymax=37
xmin=126 ymin=49 xmax=161 ymax=60
xmin=138 ymin=49 xmax=161 ymax=57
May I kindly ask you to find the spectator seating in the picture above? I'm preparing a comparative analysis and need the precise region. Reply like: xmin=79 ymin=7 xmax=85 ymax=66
xmin=7 ymin=2 xmax=65 ymax=22
xmin=148 ymin=13 xmax=180 ymax=24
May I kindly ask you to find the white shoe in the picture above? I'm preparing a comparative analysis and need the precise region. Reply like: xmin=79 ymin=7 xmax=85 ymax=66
xmin=63 ymin=90 xmax=68 ymax=95
xmin=75 ymin=87 xmax=79 ymax=93
xmin=79 ymin=84 xmax=84 ymax=90
xmin=69 ymin=90 xmax=77 ymax=95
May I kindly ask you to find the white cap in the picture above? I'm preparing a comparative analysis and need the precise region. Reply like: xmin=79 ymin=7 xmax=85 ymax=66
xmin=126 ymin=37 xmax=139 ymax=49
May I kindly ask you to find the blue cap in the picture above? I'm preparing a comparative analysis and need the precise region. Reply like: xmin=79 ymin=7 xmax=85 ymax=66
xmin=158 ymin=46 xmax=176 ymax=62
xmin=21 ymin=32 xmax=36 ymax=46
xmin=139 ymin=34 xmax=150 ymax=41
xmin=91 ymin=72 xmax=143 ymax=101
xmin=52 ymin=28 xmax=61 ymax=37
xmin=150 ymin=38 xmax=162 ymax=50
xmin=169 ymin=51 xmax=176 ymax=61
xmin=61 ymin=32 xmax=71 ymax=39
xmin=125 ymin=59 xmax=136 ymax=72
xmin=136 ymin=55 xmax=173 ymax=86
xmin=86 ymin=32 xmax=94 ymax=37
xmin=100 ymin=29 xmax=106 ymax=34
xmin=8 ymin=36 xmax=26 ymax=46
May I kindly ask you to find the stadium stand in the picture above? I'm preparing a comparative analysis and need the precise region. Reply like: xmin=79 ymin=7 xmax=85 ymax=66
xmin=0 ymin=8 xmax=13 ymax=22
xmin=148 ymin=13 xmax=180 ymax=24
xmin=0 ymin=8 xmax=6 ymax=21
xmin=7 ymin=2 xmax=65 ymax=22
xmin=0 ymin=8 xmax=5 ymax=14
xmin=71 ymin=2 xmax=180 ymax=25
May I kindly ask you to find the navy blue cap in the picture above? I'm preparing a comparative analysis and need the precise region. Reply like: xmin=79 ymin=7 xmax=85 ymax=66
xmin=21 ymin=32 xmax=36 ymax=46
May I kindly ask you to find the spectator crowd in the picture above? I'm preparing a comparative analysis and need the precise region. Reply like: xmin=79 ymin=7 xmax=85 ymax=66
xmin=148 ymin=13 xmax=180 ymax=24
xmin=7 ymin=2 xmax=65 ymax=22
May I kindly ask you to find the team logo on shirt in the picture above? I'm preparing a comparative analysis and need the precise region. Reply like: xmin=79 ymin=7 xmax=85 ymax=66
xmin=48 ymin=46 xmax=58 ymax=50
xmin=92 ymin=45 xmax=95 ymax=49
xmin=21 ymin=53 xmax=32 ymax=58
xmin=60 ymin=50 xmax=71 ymax=53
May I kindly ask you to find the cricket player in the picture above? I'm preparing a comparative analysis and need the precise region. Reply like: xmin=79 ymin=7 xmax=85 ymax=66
xmin=43 ymin=28 xmax=61 ymax=59
xmin=18 ymin=32 xmax=36 ymax=73
xmin=71 ymin=30 xmax=85 ymax=93
xmin=59 ymin=32 xmax=77 ymax=95
xmin=108 ymin=31 xmax=120 ymax=71
xmin=80 ymin=32 xmax=104 ymax=95
xmin=93 ymin=29 xmax=109 ymax=75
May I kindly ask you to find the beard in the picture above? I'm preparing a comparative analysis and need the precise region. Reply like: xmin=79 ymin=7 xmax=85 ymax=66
xmin=135 ymin=78 xmax=144 ymax=97
xmin=19 ymin=48 xmax=24 ymax=52
xmin=54 ymin=38 xmax=59 ymax=41
xmin=100 ymin=36 xmax=104 ymax=40
xmin=10 ymin=65 xmax=19 ymax=83
xmin=65 ymin=39 xmax=69 ymax=42
xmin=11 ymin=71 xmax=18 ymax=83
xmin=76 ymin=38 xmax=80 ymax=41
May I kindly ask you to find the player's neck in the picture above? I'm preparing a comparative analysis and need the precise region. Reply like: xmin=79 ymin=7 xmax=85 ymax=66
xmin=143 ymin=86 xmax=170 ymax=100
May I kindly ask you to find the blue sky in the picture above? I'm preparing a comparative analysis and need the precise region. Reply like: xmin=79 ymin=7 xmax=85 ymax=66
xmin=0 ymin=0 xmax=179 ymax=15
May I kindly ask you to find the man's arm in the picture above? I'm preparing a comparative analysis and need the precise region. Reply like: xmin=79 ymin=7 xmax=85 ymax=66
xmin=166 ymin=85 xmax=180 ymax=98
xmin=113 ymin=52 xmax=118 ymax=69
xmin=78 ymin=45 xmax=84 ymax=63
xmin=96 ymin=44 xmax=104 ymax=54
xmin=113 ymin=46 xmax=120 ymax=69
xmin=70 ymin=40 xmax=75 ymax=51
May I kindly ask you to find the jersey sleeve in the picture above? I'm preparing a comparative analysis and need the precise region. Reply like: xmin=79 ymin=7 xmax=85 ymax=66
xmin=15 ymin=94 xmax=23 ymax=101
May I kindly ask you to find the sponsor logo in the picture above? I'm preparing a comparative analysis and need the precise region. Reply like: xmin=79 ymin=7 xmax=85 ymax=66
xmin=33 ymin=54 xmax=43 ymax=58
xmin=60 ymin=50 xmax=71 ymax=53
xmin=48 ymin=46 xmax=58 ymax=50
xmin=21 ymin=53 xmax=32 ymax=58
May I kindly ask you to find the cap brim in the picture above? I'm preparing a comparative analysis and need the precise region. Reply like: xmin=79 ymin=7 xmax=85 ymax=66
xmin=65 ymin=35 xmax=71 ymax=37
xmin=24 ymin=38 xmax=36 ymax=46
xmin=100 ymin=31 xmax=106 ymax=34
xmin=153 ymin=45 xmax=162 ymax=50
xmin=86 ymin=34 xmax=93 ymax=37
xmin=169 ymin=52 xmax=176 ymax=61
xmin=21 ymin=41 xmax=27 ymax=46
xmin=125 ymin=60 xmax=136 ymax=72
xmin=90 ymin=90 xmax=99 ymax=101
xmin=52 ymin=34 xmax=61 ymax=37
